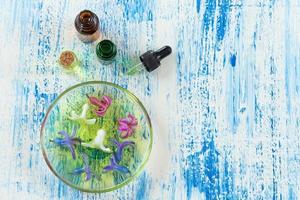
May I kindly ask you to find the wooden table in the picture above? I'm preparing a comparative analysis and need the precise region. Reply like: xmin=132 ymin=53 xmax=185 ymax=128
xmin=0 ymin=0 xmax=299 ymax=199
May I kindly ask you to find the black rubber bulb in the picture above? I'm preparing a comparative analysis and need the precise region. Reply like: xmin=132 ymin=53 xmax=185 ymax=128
xmin=139 ymin=45 xmax=172 ymax=72
xmin=154 ymin=46 xmax=172 ymax=60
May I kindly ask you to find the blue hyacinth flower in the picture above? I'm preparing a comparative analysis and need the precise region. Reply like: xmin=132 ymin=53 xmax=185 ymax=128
xmin=103 ymin=154 xmax=130 ymax=174
xmin=52 ymin=127 xmax=81 ymax=160
xmin=71 ymin=153 xmax=97 ymax=181
xmin=111 ymin=139 xmax=135 ymax=163
xmin=102 ymin=139 xmax=135 ymax=174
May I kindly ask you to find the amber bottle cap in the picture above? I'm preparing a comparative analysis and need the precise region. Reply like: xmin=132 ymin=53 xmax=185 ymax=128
xmin=75 ymin=10 xmax=99 ymax=35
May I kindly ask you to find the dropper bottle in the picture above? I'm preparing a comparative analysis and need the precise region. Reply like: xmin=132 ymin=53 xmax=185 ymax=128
xmin=126 ymin=46 xmax=172 ymax=75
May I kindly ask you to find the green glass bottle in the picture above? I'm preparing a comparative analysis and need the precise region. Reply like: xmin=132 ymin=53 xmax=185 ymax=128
xmin=96 ymin=40 xmax=117 ymax=65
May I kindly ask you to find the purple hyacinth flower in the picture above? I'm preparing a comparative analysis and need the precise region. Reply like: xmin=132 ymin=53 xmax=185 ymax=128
xmin=71 ymin=153 xmax=96 ymax=181
xmin=112 ymin=139 xmax=135 ymax=163
xmin=103 ymin=154 xmax=130 ymax=174
xmin=52 ymin=127 xmax=81 ymax=160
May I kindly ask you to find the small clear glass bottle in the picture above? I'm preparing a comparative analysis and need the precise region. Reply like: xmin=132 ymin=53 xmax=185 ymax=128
xmin=58 ymin=50 xmax=79 ymax=70
xmin=74 ymin=10 xmax=100 ymax=43
xmin=96 ymin=40 xmax=117 ymax=65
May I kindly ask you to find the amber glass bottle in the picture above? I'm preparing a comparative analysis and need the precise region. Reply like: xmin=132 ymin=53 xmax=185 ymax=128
xmin=74 ymin=10 xmax=100 ymax=43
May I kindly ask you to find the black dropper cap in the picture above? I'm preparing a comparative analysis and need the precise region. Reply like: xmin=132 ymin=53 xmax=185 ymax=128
xmin=139 ymin=46 xmax=172 ymax=72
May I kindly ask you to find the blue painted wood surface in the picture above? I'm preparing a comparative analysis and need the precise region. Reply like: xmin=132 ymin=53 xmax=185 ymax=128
xmin=1 ymin=0 xmax=300 ymax=199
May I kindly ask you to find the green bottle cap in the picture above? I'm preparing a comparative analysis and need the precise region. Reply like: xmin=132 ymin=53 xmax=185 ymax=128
xmin=96 ymin=40 xmax=117 ymax=61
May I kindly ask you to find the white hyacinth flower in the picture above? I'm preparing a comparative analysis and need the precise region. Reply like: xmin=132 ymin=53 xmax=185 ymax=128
xmin=69 ymin=103 xmax=96 ymax=125
xmin=81 ymin=129 xmax=112 ymax=153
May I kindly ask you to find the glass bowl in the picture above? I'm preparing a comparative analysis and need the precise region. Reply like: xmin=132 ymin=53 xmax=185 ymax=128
xmin=40 ymin=81 xmax=152 ymax=192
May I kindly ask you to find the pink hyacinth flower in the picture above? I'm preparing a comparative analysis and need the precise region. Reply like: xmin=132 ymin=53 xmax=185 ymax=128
xmin=87 ymin=95 xmax=112 ymax=117
xmin=118 ymin=114 xmax=138 ymax=138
